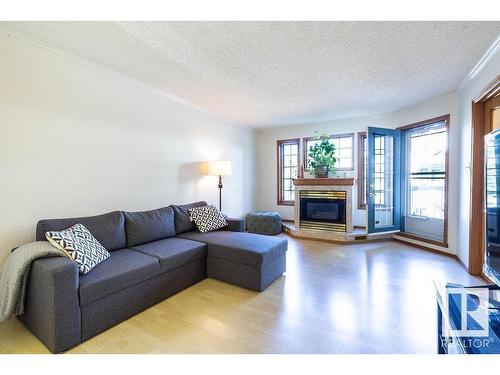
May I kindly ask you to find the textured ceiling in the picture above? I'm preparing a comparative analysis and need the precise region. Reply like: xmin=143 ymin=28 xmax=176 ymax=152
xmin=2 ymin=21 xmax=499 ymax=128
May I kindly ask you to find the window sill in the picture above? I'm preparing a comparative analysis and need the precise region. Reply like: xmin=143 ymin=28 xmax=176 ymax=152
xmin=397 ymin=232 xmax=448 ymax=248
xmin=334 ymin=168 xmax=354 ymax=172
xmin=278 ymin=201 xmax=295 ymax=206
xmin=405 ymin=214 xmax=443 ymax=220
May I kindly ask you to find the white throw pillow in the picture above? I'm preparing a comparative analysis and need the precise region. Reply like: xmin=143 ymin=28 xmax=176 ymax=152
xmin=45 ymin=223 xmax=110 ymax=274
xmin=188 ymin=205 xmax=228 ymax=233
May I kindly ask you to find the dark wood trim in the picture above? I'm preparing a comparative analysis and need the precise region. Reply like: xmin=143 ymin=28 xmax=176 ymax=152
xmin=277 ymin=138 xmax=300 ymax=206
xmin=293 ymin=178 xmax=355 ymax=186
xmin=485 ymin=95 xmax=500 ymax=133
xmin=469 ymin=75 xmax=500 ymax=276
xmin=396 ymin=232 xmax=448 ymax=248
xmin=469 ymin=101 xmax=486 ymax=275
xmin=282 ymin=219 xmax=295 ymax=223
xmin=396 ymin=114 xmax=450 ymax=131
xmin=357 ymin=132 xmax=367 ymax=210
xmin=303 ymin=133 xmax=355 ymax=171
xmin=354 ymin=225 xmax=366 ymax=230
xmin=473 ymin=74 xmax=500 ymax=103
xmin=444 ymin=116 xmax=450 ymax=245
xmin=398 ymin=114 xmax=450 ymax=248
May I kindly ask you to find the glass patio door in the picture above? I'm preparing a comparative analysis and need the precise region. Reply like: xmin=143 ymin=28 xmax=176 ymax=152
xmin=367 ymin=127 xmax=401 ymax=233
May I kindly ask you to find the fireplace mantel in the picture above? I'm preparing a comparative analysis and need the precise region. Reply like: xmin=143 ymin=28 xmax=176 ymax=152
xmin=293 ymin=178 xmax=355 ymax=186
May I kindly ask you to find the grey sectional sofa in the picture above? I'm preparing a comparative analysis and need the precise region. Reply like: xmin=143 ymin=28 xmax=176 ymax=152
xmin=18 ymin=201 xmax=287 ymax=353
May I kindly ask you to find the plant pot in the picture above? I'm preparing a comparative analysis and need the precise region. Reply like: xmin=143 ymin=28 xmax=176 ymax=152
xmin=315 ymin=165 xmax=329 ymax=178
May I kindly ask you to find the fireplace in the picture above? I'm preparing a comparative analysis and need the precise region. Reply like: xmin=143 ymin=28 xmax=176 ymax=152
xmin=299 ymin=190 xmax=346 ymax=232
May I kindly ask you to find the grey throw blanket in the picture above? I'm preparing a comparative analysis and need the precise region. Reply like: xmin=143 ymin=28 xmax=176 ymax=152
xmin=0 ymin=241 xmax=64 ymax=322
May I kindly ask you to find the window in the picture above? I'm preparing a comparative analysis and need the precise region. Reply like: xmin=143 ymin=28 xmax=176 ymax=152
xmin=374 ymin=135 xmax=388 ymax=206
xmin=399 ymin=115 xmax=449 ymax=246
xmin=407 ymin=124 xmax=446 ymax=218
xmin=331 ymin=134 xmax=354 ymax=170
xmin=303 ymin=133 xmax=354 ymax=171
xmin=277 ymin=139 xmax=300 ymax=205
xmin=357 ymin=132 xmax=367 ymax=209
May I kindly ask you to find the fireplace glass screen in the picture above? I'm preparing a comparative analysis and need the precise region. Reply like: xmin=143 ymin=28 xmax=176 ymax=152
xmin=299 ymin=191 xmax=347 ymax=232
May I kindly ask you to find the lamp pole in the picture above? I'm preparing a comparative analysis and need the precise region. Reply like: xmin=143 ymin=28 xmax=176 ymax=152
xmin=218 ymin=175 xmax=223 ymax=211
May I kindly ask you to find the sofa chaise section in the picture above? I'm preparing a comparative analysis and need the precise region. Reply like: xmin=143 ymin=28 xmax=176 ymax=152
xmin=178 ymin=231 xmax=287 ymax=291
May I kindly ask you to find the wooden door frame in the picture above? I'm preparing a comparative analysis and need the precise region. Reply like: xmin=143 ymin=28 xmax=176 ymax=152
xmin=468 ymin=75 xmax=500 ymax=275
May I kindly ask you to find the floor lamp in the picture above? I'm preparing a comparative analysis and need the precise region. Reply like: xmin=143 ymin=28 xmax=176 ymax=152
xmin=206 ymin=160 xmax=232 ymax=211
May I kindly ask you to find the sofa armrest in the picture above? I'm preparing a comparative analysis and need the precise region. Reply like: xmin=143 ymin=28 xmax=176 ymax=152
xmin=19 ymin=257 xmax=81 ymax=353
xmin=225 ymin=217 xmax=245 ymax=232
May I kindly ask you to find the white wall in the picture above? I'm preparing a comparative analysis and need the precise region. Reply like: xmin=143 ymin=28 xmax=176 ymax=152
xmin=456 ymin=47 xmax=500 ymax=267
xmin=256 ymin=92 xmax=459 ymax=254
xmin=0 ymin=30 xmax=257 ymax=265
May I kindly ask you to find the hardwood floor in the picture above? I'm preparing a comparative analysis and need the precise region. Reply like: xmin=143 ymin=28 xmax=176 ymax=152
xmin=0 ymin=235 xmax=483 ymax=354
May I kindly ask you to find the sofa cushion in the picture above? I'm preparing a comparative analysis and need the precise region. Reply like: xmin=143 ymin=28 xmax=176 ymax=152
xmin=189 ymin=205 xmax=228 ymax=233
xmin=46 ymin=223 xmax=110 ymax=274
xmin=123 ymin=207 xmax=176 ymax=247
xmin=79 ymin=248 xmax=160 ymax=306
xmin=170 ymin=201 xmax=207 ymax=234
xmin=36 ymin=211 xmax=126 ymax=251
xmin=178 ymin=231 xmax=287 ymax=267
xmin=130 ymin=237 xmax=207 ymax=273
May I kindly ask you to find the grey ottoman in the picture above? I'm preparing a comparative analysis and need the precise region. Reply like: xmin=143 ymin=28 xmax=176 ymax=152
xmin=246 ymin=211 xmax=283 ymax=235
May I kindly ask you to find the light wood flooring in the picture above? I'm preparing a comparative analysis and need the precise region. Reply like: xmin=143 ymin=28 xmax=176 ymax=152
xmin=0 ymin=235 xmax=483 ymax=354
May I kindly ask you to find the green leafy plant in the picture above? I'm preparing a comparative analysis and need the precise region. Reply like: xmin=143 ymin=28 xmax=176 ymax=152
xmin=307 ymin=132 xmax=336 ymax=177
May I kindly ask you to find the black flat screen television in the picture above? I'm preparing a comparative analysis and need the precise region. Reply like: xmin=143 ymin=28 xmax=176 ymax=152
xmin=485 ymin=129 xmax=500 ymax=287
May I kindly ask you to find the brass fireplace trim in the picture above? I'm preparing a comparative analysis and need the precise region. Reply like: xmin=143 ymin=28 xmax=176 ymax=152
xmin=299 ymin=190 xmax=347 ymax=200
xmin=300 ymin=221 xmax=346 ymax=232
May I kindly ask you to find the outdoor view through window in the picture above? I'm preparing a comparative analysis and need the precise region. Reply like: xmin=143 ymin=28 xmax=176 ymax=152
xmin=408 ymin=124 xmax=446 ymax=219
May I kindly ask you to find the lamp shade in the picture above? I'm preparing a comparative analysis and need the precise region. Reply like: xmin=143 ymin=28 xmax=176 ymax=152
xmin=206 ymin=160 xmax=232 ymax=176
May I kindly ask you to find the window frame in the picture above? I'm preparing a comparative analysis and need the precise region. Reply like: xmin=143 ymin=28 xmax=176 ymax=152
xmin=397 ymin=114 xmax=450 ymax=248
xmin=357 ymin=132 xmax=367 ymax=209
xmin=303 ymin=133 xmax=354 ymax=171
xmin=277 ymin=138 xmax=301 ymax=206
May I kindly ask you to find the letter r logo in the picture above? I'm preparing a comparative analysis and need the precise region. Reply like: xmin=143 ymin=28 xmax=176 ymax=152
xmin=444 ymin=288 xmax=489 ymax=337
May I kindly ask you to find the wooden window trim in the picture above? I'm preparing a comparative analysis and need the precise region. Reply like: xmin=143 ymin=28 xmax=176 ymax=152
xmin=469 ymin=75 xmax=500 ymax=276
xmin=277 ymin=138 xmax=300 ymax=206
xmin=397 ymin=114 xmax=450 ymax=248
xmin=357 ymin=132 xmax=367 ymax=209
xmin=396 ymin=114 xmax=450 ymax=132
xmin=303 ymin=133 xmax=355 ymax=171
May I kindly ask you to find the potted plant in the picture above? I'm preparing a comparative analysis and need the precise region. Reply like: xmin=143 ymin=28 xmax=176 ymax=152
xmin=307 ymin=133 xmax=336 ymax=178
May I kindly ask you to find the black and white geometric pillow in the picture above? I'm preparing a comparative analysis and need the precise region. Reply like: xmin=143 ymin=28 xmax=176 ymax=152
xmin=45 ymin=223 xmax=110 ymax=274
xmin=188 ymin=205 xmax=228 ymax=233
